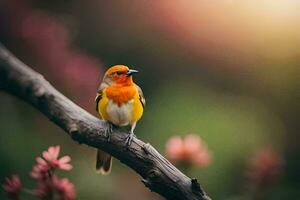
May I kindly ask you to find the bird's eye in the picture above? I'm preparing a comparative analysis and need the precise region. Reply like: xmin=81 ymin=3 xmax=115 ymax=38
xmin=116 ymin=71 xmax=124 ymax=75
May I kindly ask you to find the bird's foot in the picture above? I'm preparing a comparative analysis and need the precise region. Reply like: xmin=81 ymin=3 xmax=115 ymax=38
xmin=125 ymin=132 xmax=135 ymax=147
xmin=104 ymin=122 xmax=113 ymax=142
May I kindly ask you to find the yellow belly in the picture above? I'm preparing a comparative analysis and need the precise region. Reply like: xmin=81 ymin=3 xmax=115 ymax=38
xmin=131 ymin=92 xmax=144 ymax=124
xmin=98 ymin=92 xmax=143 ymax=126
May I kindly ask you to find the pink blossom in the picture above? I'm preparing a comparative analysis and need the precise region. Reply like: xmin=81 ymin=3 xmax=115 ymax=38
xmin=2 ymin=175 xmax=22 ymax=199
xmin=246 ymin=147 xmax=283 ymax=186
xmin=30 ymin=157 xmax=50 ymax=180
xmin=165 ymin=136 xmax=184 ymax=161
xmin=30 ymin=145 xmax=72 ymax=180
xmin=165 ymin=134 xmax=212 ymax=167
xmin=33 ymin=175 xmax=76 ymax=200
xmin=52 ymin=176 xmax=76 ymax=200
xmin=42 ymin=145 xmax=73 ymax=170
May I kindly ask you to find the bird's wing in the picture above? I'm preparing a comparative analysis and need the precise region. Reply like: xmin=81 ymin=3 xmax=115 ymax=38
xmin=95 ymin=91 xmax=102 ymax=113
xmin=95 ymin=82 xmax=109 ymax=112
xmin=135 ymin=84 xmax=146 ymax=108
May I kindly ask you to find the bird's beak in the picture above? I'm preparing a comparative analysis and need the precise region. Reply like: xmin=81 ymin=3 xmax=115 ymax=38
xmin=126 ymin=69 xmax=139 ymax=76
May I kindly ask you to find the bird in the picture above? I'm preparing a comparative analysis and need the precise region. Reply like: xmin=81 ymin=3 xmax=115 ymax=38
xmin=95 ymin=65 xmax=145 ymax=174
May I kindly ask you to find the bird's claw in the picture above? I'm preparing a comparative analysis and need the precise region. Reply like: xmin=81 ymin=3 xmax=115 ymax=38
xmin=104 ymin=122 xmax=113 ymax=142
xmin=125 ymin=132 xmax=135 ymax=147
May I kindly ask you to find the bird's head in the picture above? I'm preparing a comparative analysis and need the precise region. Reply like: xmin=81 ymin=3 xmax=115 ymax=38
xmin=103 ymin=65 xmax=138 ymax=85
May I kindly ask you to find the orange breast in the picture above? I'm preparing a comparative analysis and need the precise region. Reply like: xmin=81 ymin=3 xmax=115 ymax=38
xmin=106 ymin=85 xmax=136 ymax=106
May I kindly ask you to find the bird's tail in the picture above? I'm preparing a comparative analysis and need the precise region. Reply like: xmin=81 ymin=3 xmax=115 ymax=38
xmin=96 ymin=149 xmax=112 ymax=175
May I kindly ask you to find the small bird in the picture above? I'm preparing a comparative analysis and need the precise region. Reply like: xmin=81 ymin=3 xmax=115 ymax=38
xmin=95 ymin=65 xmax=145 ymax=174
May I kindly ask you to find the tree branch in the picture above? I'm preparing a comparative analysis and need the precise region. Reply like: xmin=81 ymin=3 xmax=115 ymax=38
xmin=0 ymin=44 xmax=211 ymax=200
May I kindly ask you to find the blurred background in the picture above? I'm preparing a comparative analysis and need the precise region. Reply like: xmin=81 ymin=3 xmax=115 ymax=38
xmin=0 ymin=0 xmax=299 ymax=199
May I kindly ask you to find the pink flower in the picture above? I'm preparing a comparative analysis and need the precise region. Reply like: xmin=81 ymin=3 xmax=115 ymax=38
xmin=31 ymin=159 xmax=75 ymax=200
xmin=4 ymin=146 xmax=75 ymax=200
xmin=165 ymin=136 xmax=184 ymax=161
xmin=2 ymin=175 xmax=22 ymax=199
xmin=52 ymin=176 xmax=76 ymax=200
xmin=30 ymin=157 xmax=50 ymax=180
xmin=42 ymin=145 xmax=73 ymax=170
xmin=30 ymin=145 xmax=72 ymax=180
xmin=33 ymin=175 xmax=76 ymax=200
xmin=246 ymin=147 xmax=283 ymax=186
xmin=165 ymin=134 xmax=212 ymax=167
